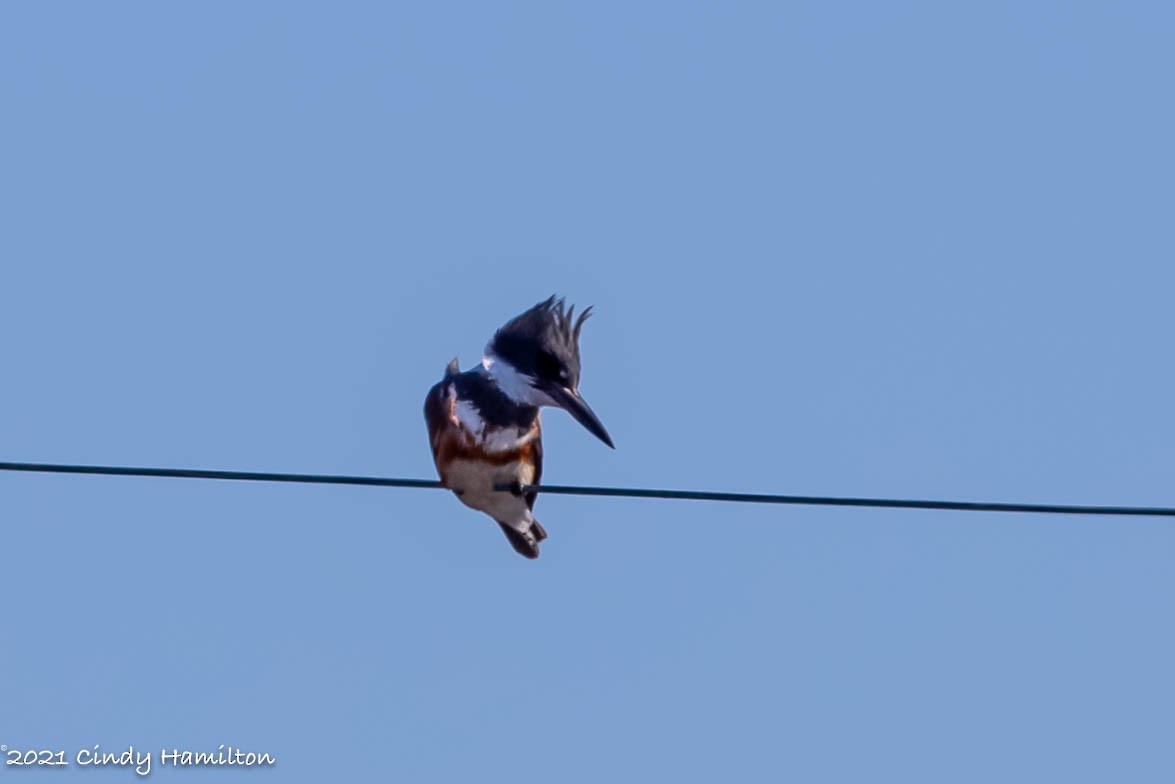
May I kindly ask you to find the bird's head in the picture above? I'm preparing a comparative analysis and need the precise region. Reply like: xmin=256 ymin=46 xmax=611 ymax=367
xmin=484 ymin=296 xmax=614 ymax=448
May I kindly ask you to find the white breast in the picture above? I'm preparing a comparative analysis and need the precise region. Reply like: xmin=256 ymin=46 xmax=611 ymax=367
xmin=444 ymin=456 xmax=537 ymax=526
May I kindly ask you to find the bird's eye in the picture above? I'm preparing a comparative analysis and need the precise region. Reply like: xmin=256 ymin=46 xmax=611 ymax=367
xmin=536 ymin=351 xmax=561 ymax=379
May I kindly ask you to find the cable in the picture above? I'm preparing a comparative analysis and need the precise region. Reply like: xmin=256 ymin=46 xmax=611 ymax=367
xmin=0 ymin=461 xmax=441 ymax=490
xmin=1 ymin=460 xmax=1173 ymax=518
xmin=504 ymin=483 xmax=1175 ymax=518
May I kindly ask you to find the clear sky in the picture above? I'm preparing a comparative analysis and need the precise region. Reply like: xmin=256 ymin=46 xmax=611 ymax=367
xmin=2 ymin=2 xmax=1173 ymax=782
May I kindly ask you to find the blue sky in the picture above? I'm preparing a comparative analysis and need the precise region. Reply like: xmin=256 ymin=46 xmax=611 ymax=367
xmin=2 ymin=2 xmax=1173 ymax=781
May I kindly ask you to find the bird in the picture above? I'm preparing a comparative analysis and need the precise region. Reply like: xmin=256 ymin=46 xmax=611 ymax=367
xmin=424 ymin=296 xmax=614 ymax=558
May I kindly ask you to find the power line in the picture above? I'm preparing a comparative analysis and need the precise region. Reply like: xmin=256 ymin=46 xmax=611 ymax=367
xmin=0 ymin=462 xmax=441 ymax=490
xmin=1 ymin=460 xmax=1173 ymax=519
xmin=504 ymin=483 xmax=1175 ymax=518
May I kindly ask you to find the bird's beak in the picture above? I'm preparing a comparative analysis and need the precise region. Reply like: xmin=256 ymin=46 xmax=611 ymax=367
xmin=545 ymin=385 xmax=615 ymax=448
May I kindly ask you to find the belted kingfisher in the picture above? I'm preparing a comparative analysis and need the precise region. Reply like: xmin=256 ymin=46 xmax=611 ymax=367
xmin=424 ymin=296 xmax=614 ymax=559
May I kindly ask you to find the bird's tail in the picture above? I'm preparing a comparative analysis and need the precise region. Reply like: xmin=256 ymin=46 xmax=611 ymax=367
xmin=497 ymin=519 xmax=547 ymax=559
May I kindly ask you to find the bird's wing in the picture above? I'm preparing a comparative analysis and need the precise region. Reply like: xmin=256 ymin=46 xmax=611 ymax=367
xmin=423 ymin=378 xmax=453 ymax=463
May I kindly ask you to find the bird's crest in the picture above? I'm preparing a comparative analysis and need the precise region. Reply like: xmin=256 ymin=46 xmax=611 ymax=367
xmin=489 ymin=295 xmax=596 ymax=387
